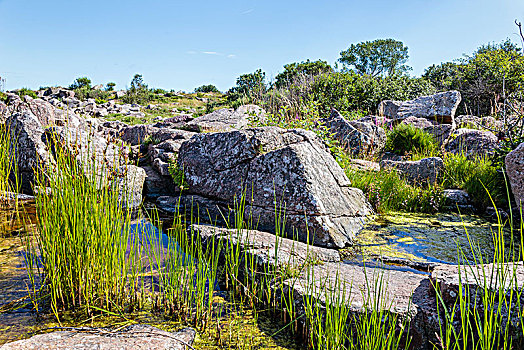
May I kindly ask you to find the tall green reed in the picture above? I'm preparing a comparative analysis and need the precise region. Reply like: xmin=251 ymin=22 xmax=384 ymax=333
xmin=27 ymin=131 xmax=143 ymax=320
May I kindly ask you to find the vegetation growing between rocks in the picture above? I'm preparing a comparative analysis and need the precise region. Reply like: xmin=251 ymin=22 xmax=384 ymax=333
xmin=385 ymin=123 xmax=438 ymax=157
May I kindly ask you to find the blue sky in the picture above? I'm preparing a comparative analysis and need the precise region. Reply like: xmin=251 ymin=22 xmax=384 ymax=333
xmin=1 ymin=0 xmax=524 ymax=92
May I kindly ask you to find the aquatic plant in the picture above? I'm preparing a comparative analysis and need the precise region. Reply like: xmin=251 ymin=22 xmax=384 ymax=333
xmin=27 ymin=131 xmax=143 ymax=320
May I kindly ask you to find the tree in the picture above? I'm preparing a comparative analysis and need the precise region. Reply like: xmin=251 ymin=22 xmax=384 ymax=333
xmin=274 ymin=59 xmax=332 ymax=88
xmin=338 ymin=39 xmax=411 ymax=77
xmin=195 ymin=84 xmax=220 ymax=93
xmin=69 ymin=77 xmax=92 ymax=90
xmin=124 ymin=74 xmax=151 ymax=104
xmin=105 ymin=82 xmax=116 ymax=91
xmin=227 ymin=69 xmax=266 ymax=102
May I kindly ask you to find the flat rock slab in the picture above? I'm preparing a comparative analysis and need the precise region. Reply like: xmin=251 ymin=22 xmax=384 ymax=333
xmin=279 ymin=261 xmax=437 ymax=348
xmin=187 ymin=104 xmax=265 ymax=132
xmin=193 ymin=224 xmax=341 ymax=267
xmin=0 ymin=325 xmax=196 ymax=350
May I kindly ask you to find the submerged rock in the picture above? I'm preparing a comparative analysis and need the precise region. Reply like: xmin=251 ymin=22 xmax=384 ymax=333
xmin=177 ymin=126 xmax=373 ymax=248
xmin=0 ymin=324 xmax=196 ymax=350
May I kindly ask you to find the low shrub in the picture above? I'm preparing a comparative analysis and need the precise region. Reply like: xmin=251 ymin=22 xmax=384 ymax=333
xmin=385 ymin=123 xmax=438 ymax=156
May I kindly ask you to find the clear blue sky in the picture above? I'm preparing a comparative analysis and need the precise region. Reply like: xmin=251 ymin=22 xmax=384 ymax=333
xmin=1 ymin=0 xmax=524 ymax=92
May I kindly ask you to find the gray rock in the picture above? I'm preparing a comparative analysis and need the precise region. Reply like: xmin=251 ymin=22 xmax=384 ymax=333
xmin=0 ymin=324 xmax=196 ymax=350
xmin=456 ymin=115 xmax=504 ymax=131
xmin=177 ymin=126 xmax=373 ymax=248
xmin=381 ymin=91 xmax=461 ymax=124
xmin=142 ymin=165 xmax=177 ymax=199
xmin=398 ymin=116 xmax=454 ymax=145
xmin=280 ymin=261 xmax=436 ymax=349
xmin=117 ymin=165 xmax=146 ymax=208
xmin=505 ymin=142 xmax=524 ymax=209
xmin=116 ymin=90 xmax=126 ymax=99
xmin=424 ymin=123 xmax=454 ymax=146
xmin=401 ymin=116 xmax=436 ymax=129
xmin=153 ymin=158 xmax=170 ymax=176
xmin=442 ymin=189 xmax=474 ymax=213
xmin=357 ymin=115 xmax=391 ymax=128
xmin=0 ymin=101 xmax=7 ymax=122
xmin=380 ymin=157 xmax=444 ymax=185
xmin=6 ymin=112 xmax=52 ymax=193
xmin=326 ymin=109 xmax=386 ymax=156
xmin=9 ymin=96 xmax=57 ymax=126
xmin=187 ymin=104 xmax=265 ymax=132
xmin=120 ymin=125 xmax=159 ymax=146
xmin=432 ymin=262 xmax=524 ymax=342
xmin=193 ymin=224 xmax=341 ymax=267
xmin=345 ymin=159 xmax=380 ymax=172
xmin=444 ymin=128 xmax=498 ymax=159
xmin=43 ymin=87 xmax=75 ymax=99
xmin=378 ymin=100 xmax=403 ymax=119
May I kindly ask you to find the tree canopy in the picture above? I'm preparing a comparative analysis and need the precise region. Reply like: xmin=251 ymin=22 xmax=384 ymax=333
xmin=338 ymin=39 xmax=411 ymax=77
xmin=274 ymin=59 xmax=332 ymax=88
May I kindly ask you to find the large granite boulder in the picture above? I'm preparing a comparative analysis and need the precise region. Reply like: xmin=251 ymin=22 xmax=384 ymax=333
xmin=380 ymin=157 xmax=444 ymax=185
xmin=444 ymin=128 xmax=498 ymax=159
xmin=0 ymin=324 xmax=196 ymax=350
xmin=186 ymin=104 xmax=265 ymax=132
xmin=177 ymin=126 xmax=373 ymax=248
xmin=6 ymin=112 xmax=52 ymax=193
xmin=326 ymin=109 xmax=386 ymax=156
xmin=380 ymin=91 xmax=461 ymax=124
xmin=7 ymin=95 xmax=58 ymax=126
xmin=506 ymin=142 xmax=524 ymax=208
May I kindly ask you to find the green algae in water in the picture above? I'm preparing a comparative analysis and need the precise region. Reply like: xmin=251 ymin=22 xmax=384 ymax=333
xmin=344 ymin=212 xmax=517 ymax=264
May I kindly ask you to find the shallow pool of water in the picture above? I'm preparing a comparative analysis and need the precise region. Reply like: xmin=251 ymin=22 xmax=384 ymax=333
xmin=344 ymin=212 xmax=518 ymax=265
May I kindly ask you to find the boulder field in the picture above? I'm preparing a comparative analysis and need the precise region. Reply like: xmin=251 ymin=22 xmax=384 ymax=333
xmin=2 ymin=87 xmax=524 ymax=349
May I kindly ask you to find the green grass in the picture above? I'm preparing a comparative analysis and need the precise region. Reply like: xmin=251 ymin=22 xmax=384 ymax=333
xmin=442 ymin=152 xmax=505 ymax=210
xmin=385 ymin=123 xmax=438 ymax=157
xmin=346 ymin=167 xmax=444 ymax=213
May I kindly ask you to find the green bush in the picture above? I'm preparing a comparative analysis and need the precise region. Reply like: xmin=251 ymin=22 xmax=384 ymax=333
xmin=15 ymin=88 xmax=38 ymax=99
xmin=195 ymin=84 xmax=220 ymax=93
xmin=385 ymin=123 xmax=438 ymax=156
xmin=168 ymin=158 xmax=188 ymax=191
xmin=0 ymin=91 xmax=7 ymax=103
xmin=442 ymin=153 xmax=505 ymax=210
